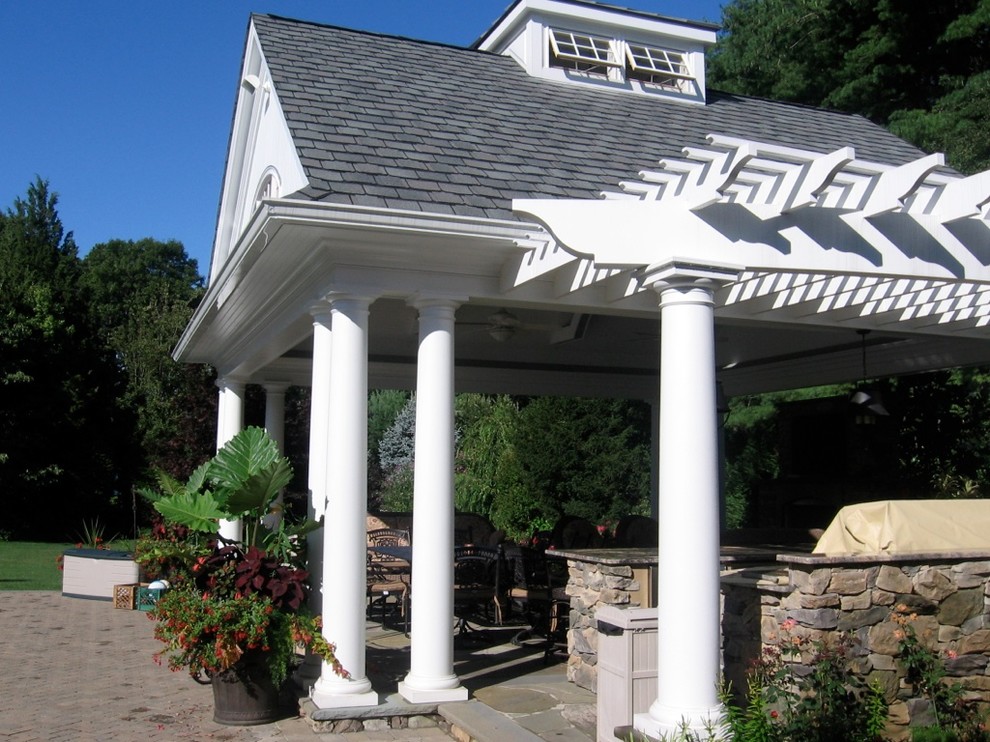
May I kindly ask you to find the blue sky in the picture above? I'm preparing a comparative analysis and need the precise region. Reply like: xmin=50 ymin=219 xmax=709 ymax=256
xmin=1 ymin=1 xmax=724 ymax=276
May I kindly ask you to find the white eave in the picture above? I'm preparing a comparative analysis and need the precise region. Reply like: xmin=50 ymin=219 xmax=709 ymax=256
xmin=175 ymin=200 xmax=547 ymax=368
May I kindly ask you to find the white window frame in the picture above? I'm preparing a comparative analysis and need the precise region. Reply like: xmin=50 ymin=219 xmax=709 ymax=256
xmin=625 ymin=42 xmax=693 ymax=91
xmin=548 ymin=28 xmax=619 ymax=75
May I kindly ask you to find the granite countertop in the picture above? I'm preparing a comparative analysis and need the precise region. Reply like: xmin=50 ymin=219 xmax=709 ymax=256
xmin=546 ymin=545 xmax=803 ymax=565
xmin=778 ymin=548 xmax=990 ymax=565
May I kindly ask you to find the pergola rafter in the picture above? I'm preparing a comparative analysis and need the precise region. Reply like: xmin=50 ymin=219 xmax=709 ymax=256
xmin=507 ymin=134 xmax=990 ymax=338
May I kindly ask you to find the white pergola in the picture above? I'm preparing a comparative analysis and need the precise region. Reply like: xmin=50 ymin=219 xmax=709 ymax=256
xmin=515 ymin=135 xmax=990 ymax=735
xmin=178 ymin=125 xmax=990 ymax=736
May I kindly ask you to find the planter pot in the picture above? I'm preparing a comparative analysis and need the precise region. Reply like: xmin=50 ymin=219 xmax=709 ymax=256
xmin=61 ymin=548 xmax=139 ymax=601
xmin=210 ymin=651 xmax=282 ymax=725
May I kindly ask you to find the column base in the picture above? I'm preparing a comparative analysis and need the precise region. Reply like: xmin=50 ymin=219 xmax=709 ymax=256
xmin=398 ymin=680 xmax=469 ymax=704
xmin=634 ymin=704 xmax=727 ymax=741
xmin=311 ymin=677 xmax=380 ymax=709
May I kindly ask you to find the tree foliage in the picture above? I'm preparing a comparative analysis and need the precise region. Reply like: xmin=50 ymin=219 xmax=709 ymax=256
xmin=376 ymin=395 xmax=417 ymax=511
xmin=367 ymin=389 xmax=409 ymax=509
xmin=371 ymin=393 xmax=651 ymax=539
xmin=893 ymin=369 xmax=990 ymax=494
xmin=454 ymin=394 xmax=526 ymax=521
xmin=80 ymin=238 xmax=213 ymax=480
xmin=710 ymin=0 xmax=990 ymax=514
xmin=709 ymin=0 xmax=990 ymax=172
xmin=509 ymin=397 xmax=651 ymax=531
xmin=0 ymin=180 xmax=133 ymax=538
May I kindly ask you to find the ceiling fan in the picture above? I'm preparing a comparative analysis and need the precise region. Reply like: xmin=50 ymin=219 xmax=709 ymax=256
xmin=458 ymin=308 xmax=589 ymax=343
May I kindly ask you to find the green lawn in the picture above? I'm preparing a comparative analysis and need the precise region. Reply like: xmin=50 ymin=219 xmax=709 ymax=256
xmin=0 ymin=541 xmax=73 ymax=590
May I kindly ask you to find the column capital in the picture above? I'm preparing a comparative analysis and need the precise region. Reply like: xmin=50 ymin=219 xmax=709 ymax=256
xmin=216 ymin=376 xmax=247 ymax=393
xmin=640 ymin=260 xmax=741 ymax=293
xmin=322 ymin=290 xmax=375 ymax=307
xmin=309 ymin=300 xmax=334 ymax=324
xmin=262 ymin=381 xmax=291 ymax=396
xmin=311 ymin=292 xmax=376 ymax=321
xmin=407 ymin=293 xmax=467 ymax=314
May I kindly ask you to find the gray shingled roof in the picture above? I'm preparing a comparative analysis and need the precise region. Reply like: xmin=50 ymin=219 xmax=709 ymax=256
xmin=252 ymin=13 xmax=928 ymax=221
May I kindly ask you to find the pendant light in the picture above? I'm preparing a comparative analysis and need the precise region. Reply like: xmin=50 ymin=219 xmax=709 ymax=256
xmin=850 ymin=329 xmax=889 ymax=417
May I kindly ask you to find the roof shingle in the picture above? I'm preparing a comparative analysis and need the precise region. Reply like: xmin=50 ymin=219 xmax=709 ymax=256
xmin=251 ymin=13 xmax=928 ymax=220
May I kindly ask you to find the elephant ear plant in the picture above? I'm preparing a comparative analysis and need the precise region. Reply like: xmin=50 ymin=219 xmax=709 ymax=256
xmin=144 ymin=427 xmax=344 ymax=689
xmin=150 ymin=425 xmax=318 ymax=560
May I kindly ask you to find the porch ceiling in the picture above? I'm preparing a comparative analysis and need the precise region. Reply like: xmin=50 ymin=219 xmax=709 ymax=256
xmin=176 ymin=136 xmax=990 ymax=399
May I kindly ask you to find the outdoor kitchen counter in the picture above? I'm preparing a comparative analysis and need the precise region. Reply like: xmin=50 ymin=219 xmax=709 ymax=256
xmin=546 ymin=544 xmax=796 ymax=567
xmin=545 ymin=545 xmax=803 ymax=691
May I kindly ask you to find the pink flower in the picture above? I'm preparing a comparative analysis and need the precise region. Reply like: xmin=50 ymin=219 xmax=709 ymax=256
xmin=946 ymin=650 xmax=958 ymax=660
xmin=781 ymin=618 xmax=797 ymax=631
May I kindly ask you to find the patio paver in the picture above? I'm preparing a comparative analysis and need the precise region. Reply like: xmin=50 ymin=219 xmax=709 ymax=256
xmin=0 ymin=592 xmax=595 ymax=742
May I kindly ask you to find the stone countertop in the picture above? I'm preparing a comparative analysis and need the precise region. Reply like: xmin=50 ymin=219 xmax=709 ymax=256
xmin=778 ymin=548 xmax=990 ymax=565
xmin=545 ymin=545 xmax=802 ymax=566
xmin=545 ymin=547 xmax=658 ymax=565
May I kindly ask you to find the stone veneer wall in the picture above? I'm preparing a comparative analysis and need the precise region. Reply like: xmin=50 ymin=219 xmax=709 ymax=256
xmin=563 ymin=558 xmax=645 ymax=691
xmin=564 ymin=552 xmax=990 ymax=739
xmin=722 ymin=555 xmax=990 ymax=741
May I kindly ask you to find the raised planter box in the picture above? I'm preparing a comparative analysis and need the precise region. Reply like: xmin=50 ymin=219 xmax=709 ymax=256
xmin=61 ymin=548 xmax=139 ymax=601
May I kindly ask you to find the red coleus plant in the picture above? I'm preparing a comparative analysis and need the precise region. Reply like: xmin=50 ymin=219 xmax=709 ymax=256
xmin=193 ymin=544 xmax=306 ymax=612
xmin=234 ymin=546 xmax=308 ymax=611
xmin=153 ymin=541 xmax=343 ymax=687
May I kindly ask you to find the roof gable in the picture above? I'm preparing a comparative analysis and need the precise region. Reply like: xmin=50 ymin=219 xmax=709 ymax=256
xmin=211 ymin=21 xmax=307 ymax=281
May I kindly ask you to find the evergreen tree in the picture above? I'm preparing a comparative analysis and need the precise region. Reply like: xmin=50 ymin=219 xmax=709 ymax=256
xmin=0 ymin=180 xmax=132 ymax=538
xmin=377 ymin=395 xmax=417 ymax=511
xmin=511 ymin=397 xmax=651 ymax=530
xmin=709 ymin=0 xmax=990 ymax=172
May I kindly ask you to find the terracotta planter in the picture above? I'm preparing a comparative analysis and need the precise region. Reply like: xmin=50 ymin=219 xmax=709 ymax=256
xmin=61 ymin=548 xmax=139 ymax=601
xmin=210 ymin=651 xmax=282 ymax=725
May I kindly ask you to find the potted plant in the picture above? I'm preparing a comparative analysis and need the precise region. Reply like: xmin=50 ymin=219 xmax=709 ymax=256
xmin=144 ymin=426 xmax=346 ymax=725
xmin=134 ymin=517 xmax=210 ymax=582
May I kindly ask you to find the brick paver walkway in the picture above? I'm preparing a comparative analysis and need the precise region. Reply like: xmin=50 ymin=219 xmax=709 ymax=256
xmin=0 ymin=591 xmax=592 ymax=742
xmin=0 ymin=591 xmax=318 ymax=742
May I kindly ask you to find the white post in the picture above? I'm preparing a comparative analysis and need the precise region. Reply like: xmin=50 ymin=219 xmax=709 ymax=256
xmin=262 ymin=382 xmax=290 ymax=530
xmin=297 ymin=306 xmax=332 ymax=686
xmin=635 ymin=262 xmax=738 ymax=740
xmin=399 ymin=298 xmax=468 ymax=703
xmin=263 ymin=382 xmax=289 ymax=453
xmin=216 ymin=376 xmax=245 ymax=544
xmin=649 ymin=395 xmax=660 ymax=519
xmin=311 ymin=294 xmax=378 ymax=708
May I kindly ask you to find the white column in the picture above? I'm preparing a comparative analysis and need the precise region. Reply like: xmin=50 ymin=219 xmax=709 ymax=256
xmin=298 ymin=307 xmax=332 ymax=686
xmin=635 ymin=262 xmax=738 ymax=740
xmin=399 ymin=298 xmax=468 ymax=703
xmin=311 ymin=294 xmax=378 ymax=708
xmin=262 ymin=382 xmax=290 ymax=530
xmin=216 ymin=376 xmax=246 ymax=544
xmin=263 ymin=382 xmax=289 ymax=453
xmin=649 ymin=396 xmax=660 ymax=518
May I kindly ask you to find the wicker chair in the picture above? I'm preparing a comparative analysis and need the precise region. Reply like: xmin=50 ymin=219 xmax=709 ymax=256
xmin=452 ymin=545 xmax=505 ymax=635
xmin=366 ymin=528 xmax=410 ymax=631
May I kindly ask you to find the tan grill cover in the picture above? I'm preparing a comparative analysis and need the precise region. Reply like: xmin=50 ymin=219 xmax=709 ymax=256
xmin=813 ymin=499 xmax=990 ymax=555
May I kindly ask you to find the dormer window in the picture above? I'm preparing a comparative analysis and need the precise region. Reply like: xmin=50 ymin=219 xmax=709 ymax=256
xmin=547 ymin=26 xmax=695 ymax=93
xmin=476 ymin=0 xmax=716 ymax=105
xmin=548 ymin=28 xmax=618 ymax=76
xmin=625 ymin=43 xmax=691 ymax=92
